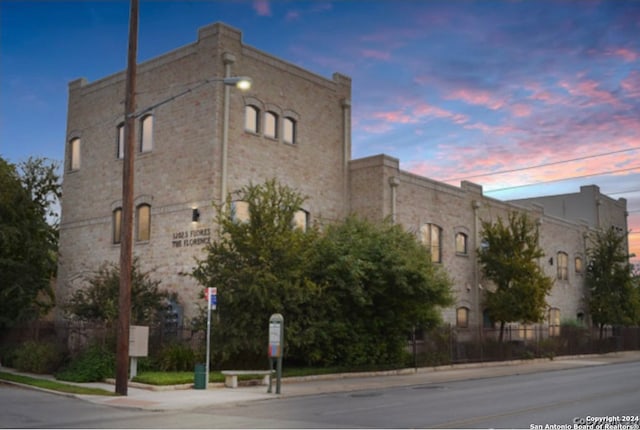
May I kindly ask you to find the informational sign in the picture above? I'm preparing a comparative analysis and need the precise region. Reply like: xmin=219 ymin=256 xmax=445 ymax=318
xmin=204 ymin=287 xmax=217 ymax=310
xmin=269 ymin=322 xmax=282 ymax=358
xmin=268 ymin=313 xmax=284 ymax=394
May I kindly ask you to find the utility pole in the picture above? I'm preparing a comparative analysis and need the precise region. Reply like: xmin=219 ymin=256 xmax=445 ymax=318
xmin=116 ymin=0 xmax=138 ymax=396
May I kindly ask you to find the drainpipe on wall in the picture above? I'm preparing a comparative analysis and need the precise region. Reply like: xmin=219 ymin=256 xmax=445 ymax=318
xmin=472 ymin=200 xmax=481 ymax=343
xmin=389 ymin=176 xmax=400 ymax=223
xmin=221 ymin=52 xmax=235 ymax=208
xmin=342 ymin=99 xmax=351 ymax=215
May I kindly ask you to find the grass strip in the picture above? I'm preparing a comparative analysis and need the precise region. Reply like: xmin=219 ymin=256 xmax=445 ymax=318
xmin=0 ymin=371 xmax=117 ymax=396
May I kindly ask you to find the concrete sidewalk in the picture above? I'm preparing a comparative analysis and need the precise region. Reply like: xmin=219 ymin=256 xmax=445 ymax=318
xmin=2 ymin=350 xmax=640 ymax=412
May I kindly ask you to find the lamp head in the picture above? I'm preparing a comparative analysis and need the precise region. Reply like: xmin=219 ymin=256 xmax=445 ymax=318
xmin=223 ymin=76 xmax=252 ymax=90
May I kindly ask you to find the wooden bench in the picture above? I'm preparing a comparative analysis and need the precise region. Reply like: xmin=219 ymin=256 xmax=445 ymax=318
xmin=221 ymin=370 xmax=274 ymax=388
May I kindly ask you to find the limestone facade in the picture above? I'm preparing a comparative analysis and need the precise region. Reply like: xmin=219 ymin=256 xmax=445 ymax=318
xmin=58 ymin=22 xmax=628 ymax=336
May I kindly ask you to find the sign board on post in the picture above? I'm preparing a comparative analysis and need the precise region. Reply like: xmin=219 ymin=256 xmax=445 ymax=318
xmin=204 ymin=287 xmax=217 ymax=389
xmin=129 ymin=325 xmax=149 ymax=381
xmin=204 ymin=287 xmax=217 ymax=310
xmin=268 ymin=313 xmax=284 ymax=394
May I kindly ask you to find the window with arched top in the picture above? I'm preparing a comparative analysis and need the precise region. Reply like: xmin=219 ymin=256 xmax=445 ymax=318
xmin=231 ymin=201 xmax=250 ymax=223
xmin=69 ymin=138 xmax=81 ymax=170
xmin=549 ymin=308 xmax=561 ymax=336
xmin=421 ymin=223 xmax=442 ymax=263
xmin=264 ymin=111 xmax=278 ymax=139
xmin=455 ymin=232 xmax=468 ymax=255
xmin=136 ymin=204 xmax=151 ymax=241
xmin=244 ymin=105 xmax=260 ymax=133
xmin=293 ymin=209 xmax=309 ymax=231
xmin=557 ymin=252 xmax=568 ymax=280
xmin=283 ymin=117 xmax=296 ymax=144
xmin=140 ymin=115 xmax=154 ymax=152
xmin=112 ymin=208 xmax=122 ymax=244
xmin=456 ymin=307 xmax=469 ymax=328
xmin=116 ymin=123 xmax=125 ymax=159
xmin=575 ymin=256 xmax=583 ymax=274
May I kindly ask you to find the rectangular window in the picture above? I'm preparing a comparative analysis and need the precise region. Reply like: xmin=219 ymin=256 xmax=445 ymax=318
xmin=70 ymin=138 xmax=81 ymax=170
xmin=140 ymin=115 xmax=153 ymax=152
xmin=136 ymin=204 xmax=151 ymax=241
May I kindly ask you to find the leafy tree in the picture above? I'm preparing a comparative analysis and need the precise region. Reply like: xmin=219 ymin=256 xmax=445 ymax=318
xmin=307 ymin=216 xmax=454 ymax=367
xmin=0 ymin=156 xmax=60 ymax=330
xmin=192 ymin=180 xmax=320 ymax=367
xmin=478 ymin=212 xmax=553 ymax=342
xmin=64 ymin=259 xmax=171 ymax=325
xmin=586 ymin=228 xmax=639 ymax=338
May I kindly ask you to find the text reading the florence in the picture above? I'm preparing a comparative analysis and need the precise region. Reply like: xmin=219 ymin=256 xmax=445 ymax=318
xmin=172 ymin=228 xmax=211 ymax=248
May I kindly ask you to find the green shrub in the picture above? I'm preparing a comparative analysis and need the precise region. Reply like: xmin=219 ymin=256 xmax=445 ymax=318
xmin=56 ymin=343 xmax=115 ymax=382
xmin=13 ymin=340 xmax=65 ymax=374
xmin=157 ymin=343 xmax=198 ymax=371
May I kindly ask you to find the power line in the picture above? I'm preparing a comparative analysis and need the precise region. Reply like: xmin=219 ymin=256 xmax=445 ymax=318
xmin=485 ymin=165 xmax=640 ymax=193
xmin=443 ymin=146 xmax=640 ymax=182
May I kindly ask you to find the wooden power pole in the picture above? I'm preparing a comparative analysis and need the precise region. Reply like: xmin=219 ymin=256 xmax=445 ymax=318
xmin=116 ymin=0 xmax=138 ymax=396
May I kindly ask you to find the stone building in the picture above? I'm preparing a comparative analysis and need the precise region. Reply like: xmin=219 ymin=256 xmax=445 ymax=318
xmin=57 ymin=22 xmax=628 ymax=337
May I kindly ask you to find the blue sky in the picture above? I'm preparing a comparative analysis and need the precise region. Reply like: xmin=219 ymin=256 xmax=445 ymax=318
xmin=1 ymin=0 xmax=639 ymax=261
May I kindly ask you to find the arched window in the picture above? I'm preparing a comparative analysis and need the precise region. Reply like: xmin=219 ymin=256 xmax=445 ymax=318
xmin=140 ymin=115 xmax=153 ymax=152
xmin=231 ymin=201 xmax=250 ymax=223
xmin=421 ymin=223 xmax=442 ymax=263
xmin=575 ymin=256 xmax=583 ymax=274
xmin=244 ymin=105 xmax=260 ymax=133
xmin=116 ymin=123 xmax=125 ymax=159
xmin=112 ymin=208 xmax=122 ymax=244
xmin=557 ymin=252 xmax=568 ymax=280
xmin=293 ymin=209 xmax=309 ymax=231
xmin=136 ymin=204 xmax=151 ymax=241
xmin=264 ymin=111 xmax=278 ymax=139
xmin=283 ymin=117 xmax=296 ymax=144
xmin=69 ymin=138 xmax=81 ymax=170
xmin=455 ymin=232 xmax=468 ymax=255
xmin=549 ymin=308 xmax=561 ymax=336
xmin=456 ymin=307 xmax=469 ymax=328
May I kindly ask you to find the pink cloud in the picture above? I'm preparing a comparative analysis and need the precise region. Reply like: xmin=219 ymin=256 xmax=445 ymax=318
xmin=621 ymin=71 xmax=640 ymax=97
xmin=610 ymin=47 xmax=639 ymax=62
xmin=446 ymin=88 xmax=505 ymax=110
xmin=558 ymin=78 xmax=621 ymax=107
xmin=372 ymin=110 xmax=416 ymax=124
xmin=253 ymin=0 xmax=271 ymax=16
xmin=511 ymin=103 xmax=532 ymax=118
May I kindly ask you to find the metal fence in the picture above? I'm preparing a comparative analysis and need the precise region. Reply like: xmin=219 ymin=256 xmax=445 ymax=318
xmin=410 ymin=325 xmax=640 ymax=367
xmin=2 ymin=320 xmax=639 ymax=369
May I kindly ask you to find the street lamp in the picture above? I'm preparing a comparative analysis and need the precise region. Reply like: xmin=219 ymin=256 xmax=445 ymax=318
xmin=117 ymin=72 xmax=252 ymax=395
xmin=222 ymin=76 xmax=252 ymax=90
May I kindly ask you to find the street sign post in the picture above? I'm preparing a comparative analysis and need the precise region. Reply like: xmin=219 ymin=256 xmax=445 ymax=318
xmin=267 ymin=313 xmax=284 ymax=394
xmin=204 ymin=287 xmax=217 ymax=388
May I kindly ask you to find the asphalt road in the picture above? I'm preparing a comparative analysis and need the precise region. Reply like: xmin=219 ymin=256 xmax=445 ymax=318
xmin=1 ymin=361 xmax=639 ymax=428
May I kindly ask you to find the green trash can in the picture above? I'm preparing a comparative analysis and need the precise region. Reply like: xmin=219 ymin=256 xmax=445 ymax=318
xmin=194 ymin=363 xmax=206 ymax=389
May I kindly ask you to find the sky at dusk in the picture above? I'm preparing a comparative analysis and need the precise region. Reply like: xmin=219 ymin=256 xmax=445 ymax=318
xmin=1 ymin=0 xmax=639 ymax=263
